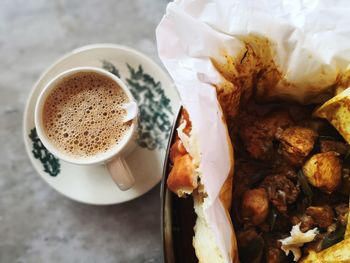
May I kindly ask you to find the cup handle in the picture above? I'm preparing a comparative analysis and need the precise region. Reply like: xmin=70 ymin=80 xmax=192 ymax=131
xmin=106 ymin=157 xmax=135 ymax=191
xmin=123 ymin=101 xmax=138 ymax=123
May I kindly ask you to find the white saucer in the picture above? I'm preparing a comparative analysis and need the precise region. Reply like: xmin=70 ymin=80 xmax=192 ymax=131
xmin=23 ymin=44 xmax=180 ymax=205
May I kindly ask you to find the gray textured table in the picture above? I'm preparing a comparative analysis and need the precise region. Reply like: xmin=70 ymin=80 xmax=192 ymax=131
xmin=0 ymin=1 xmax=169 ymax=262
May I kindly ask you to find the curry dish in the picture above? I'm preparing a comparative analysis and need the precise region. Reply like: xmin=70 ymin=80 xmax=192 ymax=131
xmin=168 ymin=99 xmax=350 ymax=262
xmin=166 ymin=36 xmax=350 ymax=262
xmin=231 ymin=100 xmax=349 ymax=262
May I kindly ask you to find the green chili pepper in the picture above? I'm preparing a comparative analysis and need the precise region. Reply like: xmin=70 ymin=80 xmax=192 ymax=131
xmin=321 ymin=224 xmax=346 ymax=250
xmin=297 ymin=170 xmax=313 ymax=206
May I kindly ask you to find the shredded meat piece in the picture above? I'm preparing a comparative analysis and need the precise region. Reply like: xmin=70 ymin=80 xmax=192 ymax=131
xmin=335 ymin=203 xmax=349 ymax=226
xmin=290 ymin=214 xmax=315 ymax=232
xmin=305 ymin=205 xmax=334 ymax=229
xmin=319 ymin=140 xmax=348 ymax=155
xmin=279 ymin=224 xmax=318 ymax=261
xmin=277 ymin=126 xmax=317 ymax=166
xmin=261 ymin=175 xmax=300 ymax=213
xmin=238 ymin=110 xmax=293 ymax=160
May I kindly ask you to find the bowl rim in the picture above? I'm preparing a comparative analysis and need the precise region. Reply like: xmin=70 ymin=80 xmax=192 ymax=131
xmin=160 ymin=106 xmax=182 ymax=263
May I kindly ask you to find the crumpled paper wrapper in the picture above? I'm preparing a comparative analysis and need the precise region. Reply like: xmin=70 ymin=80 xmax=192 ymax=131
xmin=156 ymin=0 xmax=350 ymax=261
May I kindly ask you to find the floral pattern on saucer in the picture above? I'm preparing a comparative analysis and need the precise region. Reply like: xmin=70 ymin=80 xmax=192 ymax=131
xmin=29 ymin=128 xmax=60 ymax=177
xmin=102 ymin=61 xmax=173 ymax=150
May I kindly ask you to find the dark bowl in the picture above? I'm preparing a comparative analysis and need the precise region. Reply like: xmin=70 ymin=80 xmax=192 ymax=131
xmin=160 ymin=106 xmax=198 ymax=263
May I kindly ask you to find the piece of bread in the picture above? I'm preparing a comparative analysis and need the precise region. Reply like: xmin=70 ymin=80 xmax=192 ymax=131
xmin=192 ymin=172 xmax=238 ymax=263
xmin=167 ymin=109 xmax=198 ymax=197
xmin=167 ymin=108 xmax=238 ymax=263
xmin=167 ymin=153 xmax=197 ymax=197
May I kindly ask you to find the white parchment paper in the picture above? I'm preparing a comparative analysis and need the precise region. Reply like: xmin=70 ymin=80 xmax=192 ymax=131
xmin=157 ymin=0 xmax=350 ymax=261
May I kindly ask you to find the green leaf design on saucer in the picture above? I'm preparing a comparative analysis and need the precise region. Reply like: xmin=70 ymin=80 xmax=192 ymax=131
xmin=29 ymin=128 xmax=60 ymax=177
xmin=102 ymin=60 xmax=120 ymax=78
xmin=102 ymin=61 xmax=173 ymax=150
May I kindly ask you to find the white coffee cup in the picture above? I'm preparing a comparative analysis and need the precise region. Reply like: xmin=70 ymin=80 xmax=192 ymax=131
xmin=34 ymin=67 xmax=138 ymax=191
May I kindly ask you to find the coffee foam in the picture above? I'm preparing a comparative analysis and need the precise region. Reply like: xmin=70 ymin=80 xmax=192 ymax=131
xmin=42 ymin=72 xmax=131 ymax=158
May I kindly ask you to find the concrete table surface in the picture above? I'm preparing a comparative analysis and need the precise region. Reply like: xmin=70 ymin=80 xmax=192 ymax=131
xmin=0 ymin=1 xmax=170 ymax=262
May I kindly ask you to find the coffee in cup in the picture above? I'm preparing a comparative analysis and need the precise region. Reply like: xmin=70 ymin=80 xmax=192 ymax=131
xmin=35 ymin=67 xmax=138 ymax=190
xmin=42 ymin=72 xmax=131 ymax=159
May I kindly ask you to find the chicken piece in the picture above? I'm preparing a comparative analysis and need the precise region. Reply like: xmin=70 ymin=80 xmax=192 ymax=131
xmin=319 ymin=140 xmax=348 ymax=155
xmin=167 ymin=154 xmax=197 ymax=197
xmin=241 ymin=188 xmax=269 ymax=225
xmin=302 ymin=152 xmax=342 ymax=194
xmin=305 ymin=206 xmax=334 ymax=229
xmin=290 ymin=214 xmax=315 ymax=232
xmin=261 ymin=175 xmax=300 ymax=213
xmin=335 ymin=203 xmax=349 ymax=226
xmin=169 ymin=138 xmax=187 ymax=163
xmin=239 ymin=110 xmax=293 ymax=160
xmin=277 ymin=126 xmax=317 ymax=166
